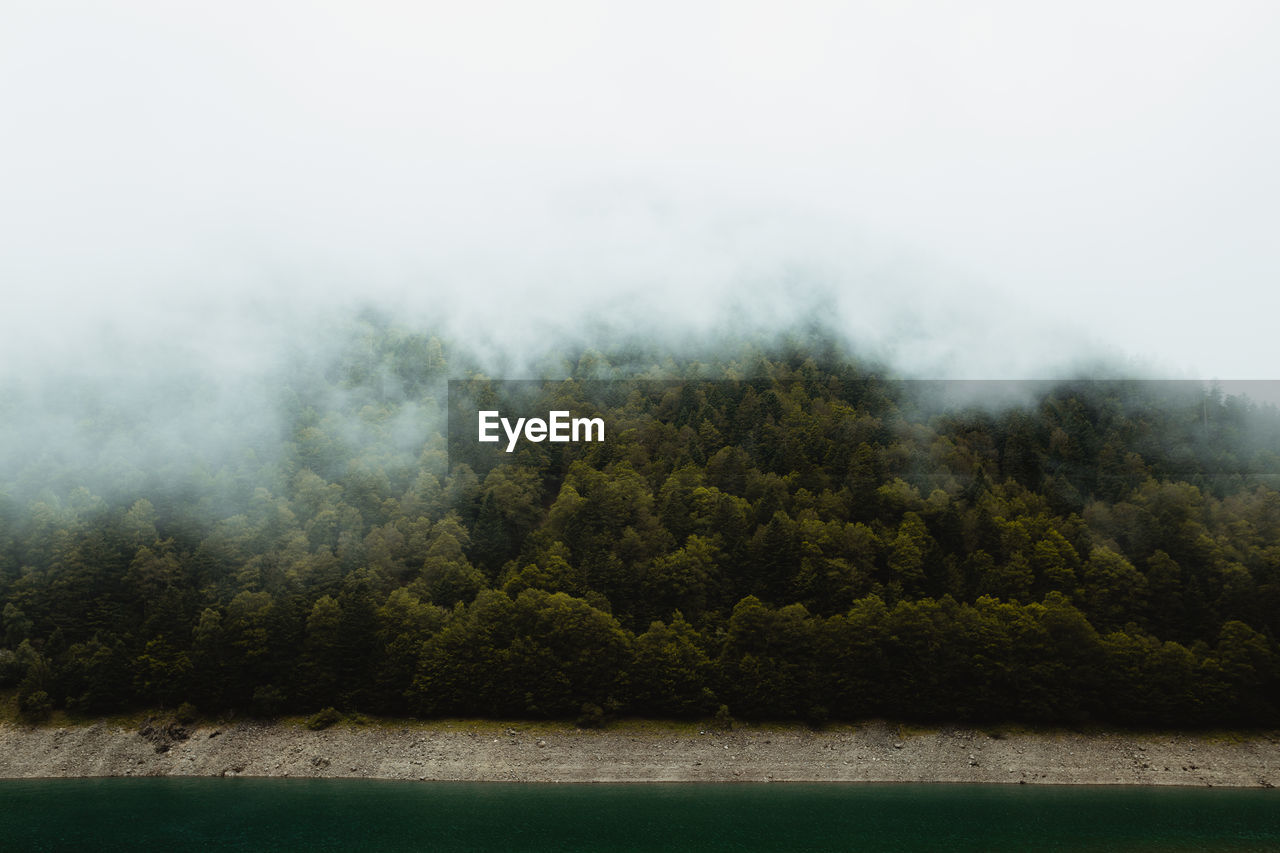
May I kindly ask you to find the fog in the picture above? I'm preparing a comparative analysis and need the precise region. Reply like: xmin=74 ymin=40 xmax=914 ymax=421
xmin=3 ymin=1 xmax=1279 ymax=480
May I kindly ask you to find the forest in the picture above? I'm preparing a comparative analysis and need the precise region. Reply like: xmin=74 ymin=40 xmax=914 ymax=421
xmin=2 ymin=316 xmax=1279 ymax=728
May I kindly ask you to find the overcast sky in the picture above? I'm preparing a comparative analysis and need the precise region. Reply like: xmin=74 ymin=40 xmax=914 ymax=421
xmin=3 ymin=0 xmax=1278 ymax=380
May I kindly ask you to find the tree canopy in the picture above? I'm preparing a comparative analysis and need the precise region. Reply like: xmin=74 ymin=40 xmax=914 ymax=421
xmin=2 ymin=318 xmax=1279 ymax=727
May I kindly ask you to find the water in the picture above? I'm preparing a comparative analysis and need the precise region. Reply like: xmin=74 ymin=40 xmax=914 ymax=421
xmin=1 ymin=778 xmax=1277 ymax=851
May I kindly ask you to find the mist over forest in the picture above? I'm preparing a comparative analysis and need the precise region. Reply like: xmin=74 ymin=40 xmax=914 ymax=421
xmin=4 ymin=2 xmax=1280 ymax=729
xmin=2 ymin=310 xmax=1279 ymax=727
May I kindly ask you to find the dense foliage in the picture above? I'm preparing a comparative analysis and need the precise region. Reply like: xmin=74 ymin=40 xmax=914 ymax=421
xmin=2 ymin=318 xmax=1279 ymax=727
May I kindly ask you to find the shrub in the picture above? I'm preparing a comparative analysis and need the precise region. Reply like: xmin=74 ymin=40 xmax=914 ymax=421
xmin=0 ymin=649 xmax=18 ymax=688
xmin=306 ymin=707 xmax=342 ymax=730
xmin=18 ymin=690 xmax=53 ymax=722
xmin=251 ymin=685 xmax=285 ymax=718
xmin=576 ymin=702 xmax=605 ymax=729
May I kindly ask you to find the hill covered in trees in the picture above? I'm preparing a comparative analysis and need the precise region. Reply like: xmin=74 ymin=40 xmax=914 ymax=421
xmin=2 ymin=316 xmax=1279 ymax=727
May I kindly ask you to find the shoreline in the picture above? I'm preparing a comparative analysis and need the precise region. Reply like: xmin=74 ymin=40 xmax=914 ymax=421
xmin=1 ymin=719 xmax=1278 ymax=787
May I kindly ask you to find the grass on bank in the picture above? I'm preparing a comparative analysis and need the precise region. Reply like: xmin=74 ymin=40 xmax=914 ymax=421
xmin=1 ymin=691 xmax=1275 ymax=746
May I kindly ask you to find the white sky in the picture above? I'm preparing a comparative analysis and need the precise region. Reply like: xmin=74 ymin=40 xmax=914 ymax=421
xmin=2 ymin=0 xmax=1278 ymax=379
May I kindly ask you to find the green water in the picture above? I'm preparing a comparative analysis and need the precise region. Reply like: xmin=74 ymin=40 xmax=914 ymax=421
xmin=1 ymin=779 xmax=1277 ymax=851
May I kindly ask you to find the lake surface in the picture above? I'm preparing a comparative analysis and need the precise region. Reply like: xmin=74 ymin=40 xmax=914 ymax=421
xmin=1 ymin=778 xmax=1278 ymax=851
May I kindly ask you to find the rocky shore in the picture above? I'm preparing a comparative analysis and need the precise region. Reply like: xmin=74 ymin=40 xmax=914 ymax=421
xmin=1 ymin=719 xmax=1277 ymax=787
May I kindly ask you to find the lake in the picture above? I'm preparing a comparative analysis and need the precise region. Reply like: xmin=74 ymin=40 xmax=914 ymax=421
xmin=1 ymin=778 xmax=1277 ymax=851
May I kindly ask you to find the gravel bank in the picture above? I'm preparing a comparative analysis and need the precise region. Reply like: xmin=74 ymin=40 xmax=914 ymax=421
xmin=1 ymin=720 xmax=1277 ymax=787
